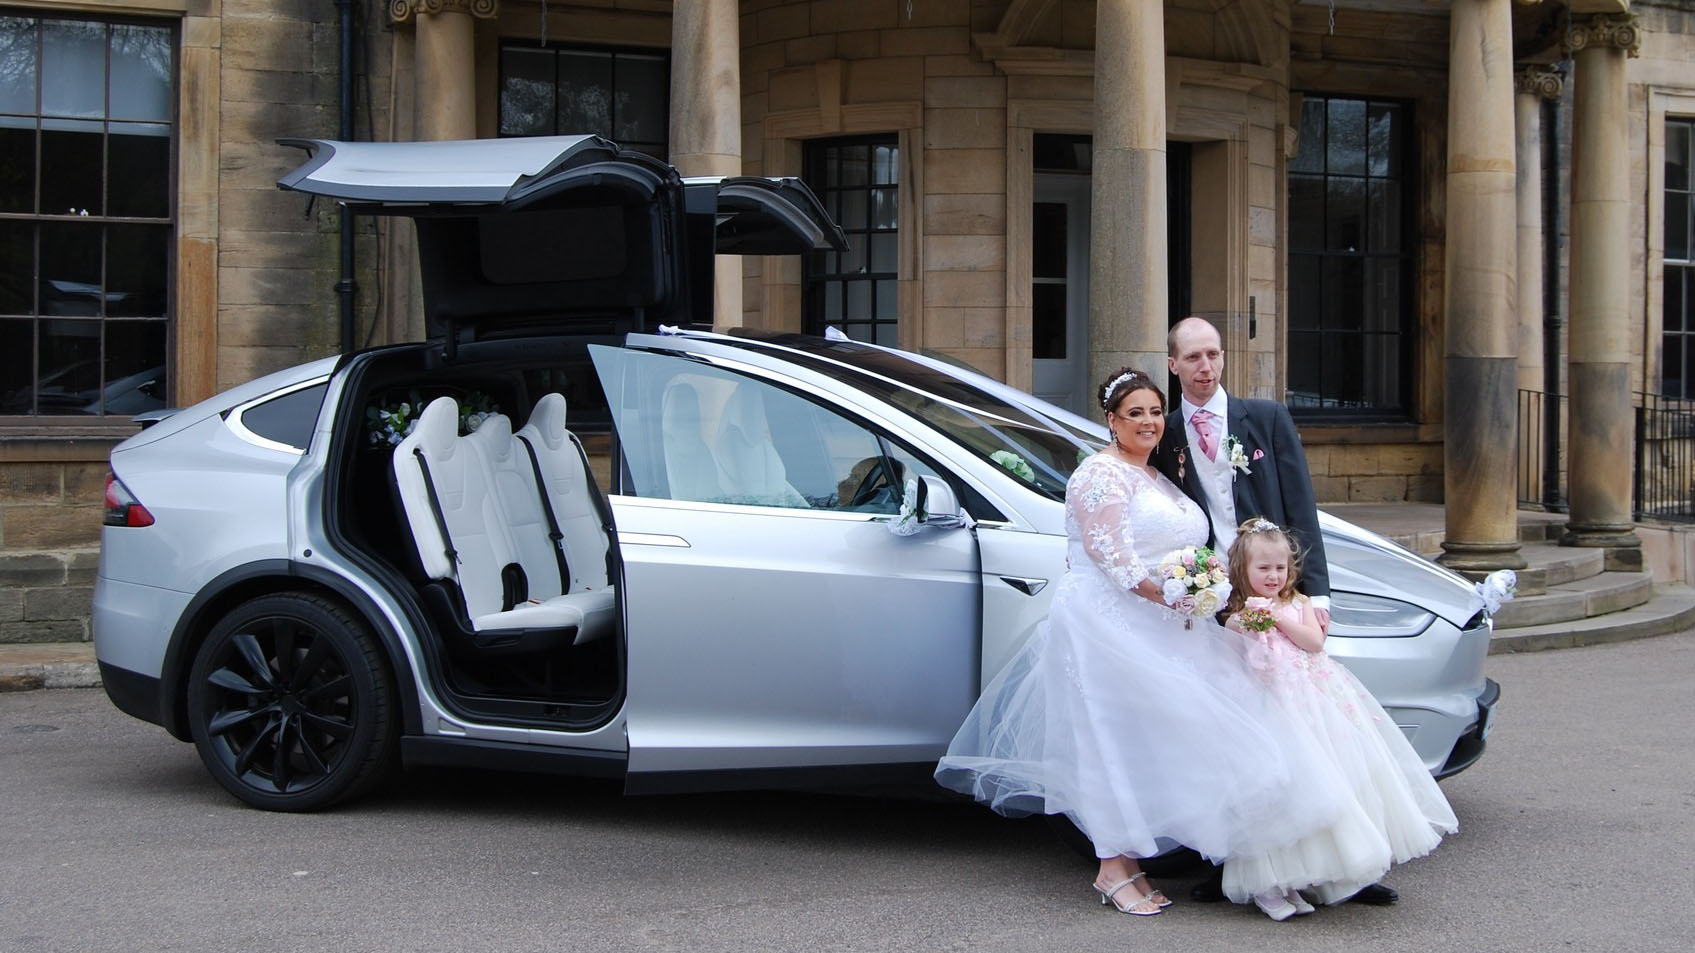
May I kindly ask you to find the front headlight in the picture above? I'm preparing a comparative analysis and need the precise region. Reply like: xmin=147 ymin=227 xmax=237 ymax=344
xmin=1327 ymin=590 xmax=1436 ymax=638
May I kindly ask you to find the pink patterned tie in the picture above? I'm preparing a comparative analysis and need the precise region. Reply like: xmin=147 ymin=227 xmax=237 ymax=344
xmin=1192 ymin=409 xmax=1218 ymax=461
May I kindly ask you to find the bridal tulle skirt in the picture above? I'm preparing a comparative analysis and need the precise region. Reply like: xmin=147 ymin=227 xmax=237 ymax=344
xmin=936 ymin=567 xmax=1366 ymax=868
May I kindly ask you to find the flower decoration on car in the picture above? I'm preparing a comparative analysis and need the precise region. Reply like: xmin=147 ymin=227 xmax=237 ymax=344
xmin=990 ymin=450 xmax=1037 ymax=483
xmin=889 ymin=477 xmax=925 ymax=537
xmin=367 ymin=389 xmax=499 ymax=447
xmin=1157 ymin=544 xmax=1232 ymax=620
xmin=1468 ymin=569 xmax=1518 ymax=616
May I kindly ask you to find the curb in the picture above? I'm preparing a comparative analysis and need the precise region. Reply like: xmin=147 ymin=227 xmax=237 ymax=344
xmin=0 ymin=661 xmax=102 ymax=692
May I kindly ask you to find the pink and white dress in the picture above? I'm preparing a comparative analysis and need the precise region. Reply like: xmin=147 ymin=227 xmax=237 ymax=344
xmin=1223 ymin=595 xmax=1460 ymax=903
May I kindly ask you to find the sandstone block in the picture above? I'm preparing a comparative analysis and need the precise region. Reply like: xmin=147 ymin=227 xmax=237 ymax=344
xmin=0 ymin=619 xmax=87 ymax=644
xmin=25 ymin=586 xmax=94 ymax=622
xmin=1 ymin=506 xmax=102 ymax=550
xmin=0 ymin=587 xmax=21 ymax=622
xmin=1348 ymin=476 xmax=1409 ymax=502
xmin=65 ymin=549 xmax=101 ymax=586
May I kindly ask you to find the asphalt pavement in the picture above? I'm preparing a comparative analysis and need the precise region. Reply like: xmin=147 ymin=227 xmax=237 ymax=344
xmin=2 ymin=631 xmax=1692 ymax=953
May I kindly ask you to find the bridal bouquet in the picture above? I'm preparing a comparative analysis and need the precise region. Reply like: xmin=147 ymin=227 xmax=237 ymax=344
xmin=1157 ymin=545 xmax=1232 ymax=619
xmin=1233 ymin=596 xmax=1279 ymax=633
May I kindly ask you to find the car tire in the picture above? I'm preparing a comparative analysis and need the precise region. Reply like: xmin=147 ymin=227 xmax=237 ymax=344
xmin=186 ymin=592 xmax=398 ymax=811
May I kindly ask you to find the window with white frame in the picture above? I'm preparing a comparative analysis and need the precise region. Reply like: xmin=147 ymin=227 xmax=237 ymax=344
xmin=0 ymin=14 xmax=175 ymax=418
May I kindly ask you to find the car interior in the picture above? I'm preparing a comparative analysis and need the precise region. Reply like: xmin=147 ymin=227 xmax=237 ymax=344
xmin=327 ymin=339 xmax=627 ymax=728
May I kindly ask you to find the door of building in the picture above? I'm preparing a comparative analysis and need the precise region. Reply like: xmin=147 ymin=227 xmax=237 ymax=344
xmin=1030 ymin=173 xmax=1091 ymax=415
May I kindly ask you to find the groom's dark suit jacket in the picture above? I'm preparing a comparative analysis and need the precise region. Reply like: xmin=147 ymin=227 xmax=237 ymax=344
xmin=1154 ymin=393 xmax=1330 ymax=600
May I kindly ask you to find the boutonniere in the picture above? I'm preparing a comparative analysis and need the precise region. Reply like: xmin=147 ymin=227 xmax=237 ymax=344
xmin=1224 ymin=435 xmax=1255 ymax=476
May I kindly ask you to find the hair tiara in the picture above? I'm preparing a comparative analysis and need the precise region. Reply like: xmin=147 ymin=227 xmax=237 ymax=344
xmin=1245 ymin=518 xmax=1280 ymax=534
xmin=1101 ymin=371 xmax=1143 ymax=409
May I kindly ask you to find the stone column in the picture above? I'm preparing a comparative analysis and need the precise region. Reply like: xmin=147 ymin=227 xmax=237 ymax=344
xmin=1562 ymin=14 xmax=1643 ymax=567
xmin=1089 ymin=0 xmax=1167 ymax=387
xmin=1514 ymin=65 xmax=1563 ymax=504
xmin=1439 ymin=0 xmax=1525 ymax=572
xmin=669 ymin=0 xmax=742 ymax=329
xmin=391 ymin=0 xmax=496 ymax=141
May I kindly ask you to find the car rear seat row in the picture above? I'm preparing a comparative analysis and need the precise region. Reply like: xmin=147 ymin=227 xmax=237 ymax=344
xmin=392 ymin=392 xmax=615 ymax=644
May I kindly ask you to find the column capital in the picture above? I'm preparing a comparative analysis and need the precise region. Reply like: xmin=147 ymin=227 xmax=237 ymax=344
xmin=390 ymin=0 xmax=498 ymax=24
xmin=1563 ymin=13 xmax=1642 ymax=58
xmin=1514 ymin=64 xmax=1564 ymax=100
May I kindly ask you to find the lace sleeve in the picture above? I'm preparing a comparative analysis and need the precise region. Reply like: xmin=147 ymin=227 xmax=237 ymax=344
xmin=1070 ymin=461 xmax=1149 ymax=592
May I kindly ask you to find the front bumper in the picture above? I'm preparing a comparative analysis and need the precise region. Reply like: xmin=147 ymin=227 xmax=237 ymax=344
xmin=1435 ymin=677 xmax=1500 ymax=779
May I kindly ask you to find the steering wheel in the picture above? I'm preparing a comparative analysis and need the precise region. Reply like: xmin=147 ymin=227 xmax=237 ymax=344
xmin=846 ymin=458 xmax=898 ymax=509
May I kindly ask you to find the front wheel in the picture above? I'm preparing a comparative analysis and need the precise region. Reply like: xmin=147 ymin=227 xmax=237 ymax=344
xmin=186 ymin=592 xmax=397 ymax=811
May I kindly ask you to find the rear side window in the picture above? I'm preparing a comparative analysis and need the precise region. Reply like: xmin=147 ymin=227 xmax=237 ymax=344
xmin=227 ymin=381 xmax=328 ymax=453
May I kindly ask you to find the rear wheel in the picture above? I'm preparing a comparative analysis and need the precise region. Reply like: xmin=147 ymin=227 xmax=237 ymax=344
xmin=186 ymin=592 xmax=397 ymax=811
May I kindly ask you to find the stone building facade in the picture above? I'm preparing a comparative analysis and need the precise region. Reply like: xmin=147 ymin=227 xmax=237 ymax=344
xmin=2 ymin=0 xmax=1693 ymax=641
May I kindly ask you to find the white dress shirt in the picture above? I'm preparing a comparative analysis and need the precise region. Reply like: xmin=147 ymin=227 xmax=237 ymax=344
xmin=1180 ymin=391 xmax=1237 ymax=554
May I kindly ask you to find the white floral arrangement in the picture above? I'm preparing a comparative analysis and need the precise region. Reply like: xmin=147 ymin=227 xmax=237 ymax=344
xmin=990 ymin=449 xmax=1036 ymax=483
xmin=1468 ymin=569 xmax=1518 ymax=616
xmin=889 ymin=477 xmax=925 ymax=536
xmin=1222 ymin=434 xmax=1257 ymax=476
xmin=1157 ymin=544 xmax=1232 ymax=619
xmin=367 ymin=390 xmax=499 ymax=447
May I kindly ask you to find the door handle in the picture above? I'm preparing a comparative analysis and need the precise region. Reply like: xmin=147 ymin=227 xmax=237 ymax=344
xmin=618 ymin=532 xmax=690 ymax=548
xmin=999 ymin=576 xmax=1047 ymax=596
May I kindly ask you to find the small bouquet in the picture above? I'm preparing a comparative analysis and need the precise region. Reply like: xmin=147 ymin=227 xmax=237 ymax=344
xmin=1468 ymin=569 xmax=1518 ymax=616
xmin=1157 ymin=545 xmax=1232 ymax=619
xmin=990 ymin=449 xmax=1036 ymax=483
xmin=1233 ymin=595 xmax=1279 ymax=633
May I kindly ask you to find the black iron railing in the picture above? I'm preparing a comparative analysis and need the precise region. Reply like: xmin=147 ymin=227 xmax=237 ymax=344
xmin=1517 ymin=389 xmax=1695 ymax=524
xmin=1516 ymin=389 xmax=1567 ymax=513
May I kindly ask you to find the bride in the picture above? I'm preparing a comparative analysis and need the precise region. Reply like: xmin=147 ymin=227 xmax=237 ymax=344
xmin=935 ymin=368 xmax=1389 ymax=919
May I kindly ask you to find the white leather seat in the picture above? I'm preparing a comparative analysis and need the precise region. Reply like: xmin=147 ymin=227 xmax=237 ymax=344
xmin=711 ymin=385 xmax=809 ymax=508
xmin=660 ymin=380 xmax=725 ymax=503
xmin=511 ymin=393 xmax=615 ymax=642
xmin=394 ymin=396 xmax=610 ymax=643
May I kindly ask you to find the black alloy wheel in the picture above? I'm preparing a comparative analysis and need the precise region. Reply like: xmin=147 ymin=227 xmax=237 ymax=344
xmin=186 ymin=592 xmax=397 ymax=811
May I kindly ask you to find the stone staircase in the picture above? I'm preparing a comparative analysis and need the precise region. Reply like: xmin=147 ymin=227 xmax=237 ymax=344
xmin=1332 ymin=504 xmax=1695 ymax=654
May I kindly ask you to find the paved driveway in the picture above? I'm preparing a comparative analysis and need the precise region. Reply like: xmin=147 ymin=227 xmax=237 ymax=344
xmin=3 ymin=632 xmax=1692 ymax=953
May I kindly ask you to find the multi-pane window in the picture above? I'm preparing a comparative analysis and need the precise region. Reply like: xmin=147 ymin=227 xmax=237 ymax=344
xmin=1664 ymin=119 xmax=1694 ymax=398
xmin=498 ymin=44 xmax=668 ymax=158
xmin=803 ymin=137 xmax=899 ymax=345
xmin=0 ymin=15 xmax=175 ymax=417
xmin=1286 ymin=95 xmax=1413 ymax=417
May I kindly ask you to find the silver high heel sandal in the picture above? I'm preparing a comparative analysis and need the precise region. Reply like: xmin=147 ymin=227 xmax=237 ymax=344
xmin=1094 ymin=873 xmax=1163 ymax=916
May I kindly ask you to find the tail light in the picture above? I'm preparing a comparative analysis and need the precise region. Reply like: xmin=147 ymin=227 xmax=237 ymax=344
xmin=103 ymin=474 xmax=155 ymax=527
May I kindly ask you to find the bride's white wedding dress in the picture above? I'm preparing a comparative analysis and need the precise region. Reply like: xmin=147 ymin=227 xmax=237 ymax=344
xmin=935 ymin=454 xmax=1390 ymax=895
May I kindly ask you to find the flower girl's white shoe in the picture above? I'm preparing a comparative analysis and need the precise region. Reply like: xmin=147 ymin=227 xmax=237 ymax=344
xmin=1285 ymin=889 xmax=1316 ymax=915
xmin=1252 ymin=889 xmax=1299 ymax=921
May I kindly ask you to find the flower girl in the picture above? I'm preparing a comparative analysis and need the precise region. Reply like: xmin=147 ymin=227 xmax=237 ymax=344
xmin=1222 ymin=518 xmax=1459 ymax=912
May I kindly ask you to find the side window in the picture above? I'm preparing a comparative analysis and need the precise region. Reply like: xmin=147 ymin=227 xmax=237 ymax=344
xmin=226 ymin=381 xmax=328 ymax=454
xmin=593 ymin=347 xmax=940 ymax=513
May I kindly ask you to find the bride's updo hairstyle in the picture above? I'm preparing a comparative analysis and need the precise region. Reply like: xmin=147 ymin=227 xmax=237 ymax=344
xmin=1098 ymin=367 xmax=1164 ymax=415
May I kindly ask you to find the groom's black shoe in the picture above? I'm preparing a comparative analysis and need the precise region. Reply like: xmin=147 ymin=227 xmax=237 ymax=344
xmin=1347 ymin=883 xmax=1399 ymax=905
xmin=1189 ymin=871 xmax=1226 ymax=902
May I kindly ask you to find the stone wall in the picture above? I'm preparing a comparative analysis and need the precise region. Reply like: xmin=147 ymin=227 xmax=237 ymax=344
xmin=0 ymin=439 xmax=110 ymax=644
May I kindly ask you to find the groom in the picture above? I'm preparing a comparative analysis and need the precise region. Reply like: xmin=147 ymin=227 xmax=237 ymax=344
xmin=1153 ymin=315 xmax=1398 ymax=907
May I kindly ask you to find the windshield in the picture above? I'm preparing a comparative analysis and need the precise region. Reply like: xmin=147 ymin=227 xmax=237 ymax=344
xmin=716 ymin=330 xmax=1104 ymax=501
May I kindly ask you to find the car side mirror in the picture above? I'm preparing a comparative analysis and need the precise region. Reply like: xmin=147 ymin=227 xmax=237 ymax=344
xmin=889 ymin=475 xmax=970 ymax=535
